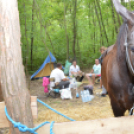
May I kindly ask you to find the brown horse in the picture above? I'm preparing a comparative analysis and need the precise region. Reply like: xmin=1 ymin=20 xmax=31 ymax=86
xmin=101 ymin=0 xmax=134 ymax=117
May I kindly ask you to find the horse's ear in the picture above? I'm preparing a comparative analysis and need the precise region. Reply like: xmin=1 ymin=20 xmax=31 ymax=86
xmin=113 ymin=0 xmax=134 ymax=24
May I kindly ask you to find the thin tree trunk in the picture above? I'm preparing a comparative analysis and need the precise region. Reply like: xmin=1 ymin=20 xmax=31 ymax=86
xmin=31 ymin=0 xmax=35 ymax=71
xmin=64 ymin=0 xmax=69 ymax=59
xmin=110 ymin=0 xmax=118 ymax=33
xmin=46 ymin=32 xmax=56 ymax=56
xmin=72 ymin=0 xmax=77 ymax=58
xmin=76 ymin=38 xmax=83 ymax=64
xmin=115 ymin=11 xmax=122 ymax=27
xmin=92 ymin=9 xmax=96 ymax=53
xmin=76 ymin=20 xmax=83 ymax=64
xmin=0 ymin=0 xmax=34 ymax=134
xmin=94 ymin=1 xmax=103 ymax=46
xmin=96 ymin=0 xmax=109 ymax=45
xmin=128 ymin=0 xmax=132 ymax=10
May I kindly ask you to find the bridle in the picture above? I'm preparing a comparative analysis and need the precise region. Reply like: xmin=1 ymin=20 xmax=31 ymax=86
xmin=125 ymin=24 xmax=134 ymax=76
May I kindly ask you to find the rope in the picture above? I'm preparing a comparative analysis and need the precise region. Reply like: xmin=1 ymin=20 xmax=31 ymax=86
xmin=37 ymin=99 xmax=76 ymax=121
xmin=50 ymin=121 xmax=55 ymax=134
xmin=5 ymin=99 xmax=75 ymax=134
xmin=5 ymin=107 xmax=52 ymax=134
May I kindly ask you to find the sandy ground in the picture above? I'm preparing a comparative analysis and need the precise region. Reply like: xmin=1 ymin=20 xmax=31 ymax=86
xmin=28 ymin=76 xmax=114 ymax=124
xmin=0 ymin=76 xmax=114 ymax=134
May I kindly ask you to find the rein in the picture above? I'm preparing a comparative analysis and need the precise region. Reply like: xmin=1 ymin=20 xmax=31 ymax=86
xmin=125 ymin=24 xmax=134 ymax=76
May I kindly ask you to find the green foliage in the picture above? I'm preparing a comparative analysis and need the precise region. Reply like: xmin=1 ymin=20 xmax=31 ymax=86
xmin=18 ymin=0 xmax=134 ymax=73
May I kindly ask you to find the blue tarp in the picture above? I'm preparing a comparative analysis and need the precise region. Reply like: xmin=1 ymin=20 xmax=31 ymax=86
xmin=31 ymin=52 xmax=56 ymax=80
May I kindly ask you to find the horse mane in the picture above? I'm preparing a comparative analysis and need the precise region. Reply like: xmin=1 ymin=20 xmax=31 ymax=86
xmin=116 ymin=22 xmax=127 ymax=60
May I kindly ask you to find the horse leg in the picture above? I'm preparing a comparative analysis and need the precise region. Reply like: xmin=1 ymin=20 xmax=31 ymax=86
xmin=110 ymin=97 xmax=126 ymax=117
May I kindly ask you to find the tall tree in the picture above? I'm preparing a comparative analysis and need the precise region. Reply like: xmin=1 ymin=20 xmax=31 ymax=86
xmin=31 ymin=0 xmax=35 ymax=71
xmin=0 ymin=0 xmax=33 ymax=133
xmin=94 ymin=0 xmax=103 ymax=46
xmin=64 ymin=0 xmax=69 ymax=59
xmin=110 ymin=0 xmax=118 ymax=33
xmin=96 ymin=0 xmax=109 ymax=45
xmin=72 ymin=0 xmax=77 ymax=58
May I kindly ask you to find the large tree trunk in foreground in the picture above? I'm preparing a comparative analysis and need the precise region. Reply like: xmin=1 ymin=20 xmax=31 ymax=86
xmin=0 ymin=84 xmax=3 ymax=102
xmin=0 ymin=0 xmax=34 ymax=134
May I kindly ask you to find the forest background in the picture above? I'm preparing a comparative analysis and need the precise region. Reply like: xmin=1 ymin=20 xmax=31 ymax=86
xmin=18 ymin=0 xmax=134 ymax=74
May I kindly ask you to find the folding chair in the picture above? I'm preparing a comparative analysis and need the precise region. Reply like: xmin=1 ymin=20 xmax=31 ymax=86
xmin=47 ymin=77 xmax=60 ymax=98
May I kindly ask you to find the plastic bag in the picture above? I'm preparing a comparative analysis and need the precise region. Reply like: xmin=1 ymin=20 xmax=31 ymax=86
xmin=81 ymin=90 xmax=94 ymax=102
xmin=60 ymin=88 xmax=72 ymax=100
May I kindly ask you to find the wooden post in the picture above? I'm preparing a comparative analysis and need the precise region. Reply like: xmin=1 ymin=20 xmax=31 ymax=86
xmin=37 ymin=116 xmax=134 ymax=134
xmin=0 ymin=0 xmax=34 ymax=134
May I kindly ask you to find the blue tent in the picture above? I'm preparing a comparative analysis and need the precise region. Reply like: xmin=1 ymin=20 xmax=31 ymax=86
xmin=31 ymin=52 xmax=56 ymax=80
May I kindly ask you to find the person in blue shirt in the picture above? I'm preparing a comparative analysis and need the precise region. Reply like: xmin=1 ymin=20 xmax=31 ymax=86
xmin=85 ymin=59 xmax=101 ymax=86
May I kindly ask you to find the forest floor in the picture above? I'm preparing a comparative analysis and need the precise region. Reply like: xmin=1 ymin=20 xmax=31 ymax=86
xmin=1 ymin=72 xmax=130 ymax=134
xmin=28 ymin=75 xmax=114 ymax=124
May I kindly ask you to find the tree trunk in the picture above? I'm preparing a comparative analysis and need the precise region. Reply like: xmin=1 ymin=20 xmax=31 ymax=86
xmin=72 ymin=0 xmax=77 ymax=59
xmin=0 ymin=0 xmax=34 ymax=134
xmin=110 ymin=0 xmax=118 ymax=34
xmin=92 ymin=8 xmax=96 ymax=53
xmin=64 ymin=0 xmax=69 ymax=59
xmin=128 ymin=0 xmax=132 ymax=10
xmin=96 ymin=0 xmax=109 ymax=45
xmin=0 ymin=85 xmax=3 ymax=102
xmin=94 ymin=1 xmax=103 ymax=47
xmin=31 ymin=0 xmax=35 ymax=71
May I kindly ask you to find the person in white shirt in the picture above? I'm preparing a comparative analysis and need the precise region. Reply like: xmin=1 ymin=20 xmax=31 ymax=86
xmin=69 ymin=60 xmax=84 ymax=82
xmin=85 ymin=59 xmax=101 ymax=86
xmin=50 ymin=63 xmax=70 ymax=89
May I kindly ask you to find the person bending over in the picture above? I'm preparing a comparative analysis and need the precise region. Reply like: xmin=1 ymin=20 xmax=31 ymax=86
xmin=85 ymin=59 xmax=101 ymax=86
xmin=50 ymin=63 xmax=70 ymax=89
xmin=69 ymin=60 xmax=84 ymax=82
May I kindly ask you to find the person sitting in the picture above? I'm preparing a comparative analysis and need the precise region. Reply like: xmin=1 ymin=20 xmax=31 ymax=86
xmin=50 ymin=63 xmax=70 ymax=89
xmin=69 ymin=60 xmax=84 ymax=82
xmin=85 ymin=59 xmax=101 ymax=86
xmin=99 ymin=46 xmax=107 ymax=89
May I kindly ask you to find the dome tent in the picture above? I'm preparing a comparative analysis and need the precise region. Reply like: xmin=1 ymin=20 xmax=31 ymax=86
xmin=31 ymin=52 xmax=56 ymax=80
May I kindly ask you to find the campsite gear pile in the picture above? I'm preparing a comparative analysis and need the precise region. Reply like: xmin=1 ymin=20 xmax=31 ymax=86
xmin=69 ymin=77 xmax=77 ymax=89
xmin=43 ymin=77 xmax=60 ymax=98
xmin=81 ymin=90 xmax=94 ymax=102
xmin=83 ymin=85 xmax=93 ymax=95
xmin=60 ymin=88 xmax=72 ymax=100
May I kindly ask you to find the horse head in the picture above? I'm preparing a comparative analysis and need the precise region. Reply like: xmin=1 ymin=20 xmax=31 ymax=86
xmin=113 ymin=0 xmax=134 ymax=75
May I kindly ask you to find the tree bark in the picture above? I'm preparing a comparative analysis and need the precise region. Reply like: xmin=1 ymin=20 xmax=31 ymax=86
xmin=92 ymin=8 xmax=96 ymax=53
xmin=0 ymin=0 xmax=34 ymax=134
xmin=72 ymin=0 xmax=77 ymax=58
xmin=96 ymin=0 xmax=109 ymax=45
xmin=94 ymin=1 xmax=103 ymax=46
xmin=64 ymin=0 xmax=69 ymax=59
xmin=110 ymin=0 xmax=118 ymax=34
xmin=31 ymin=0 xmax=35 ymax=71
